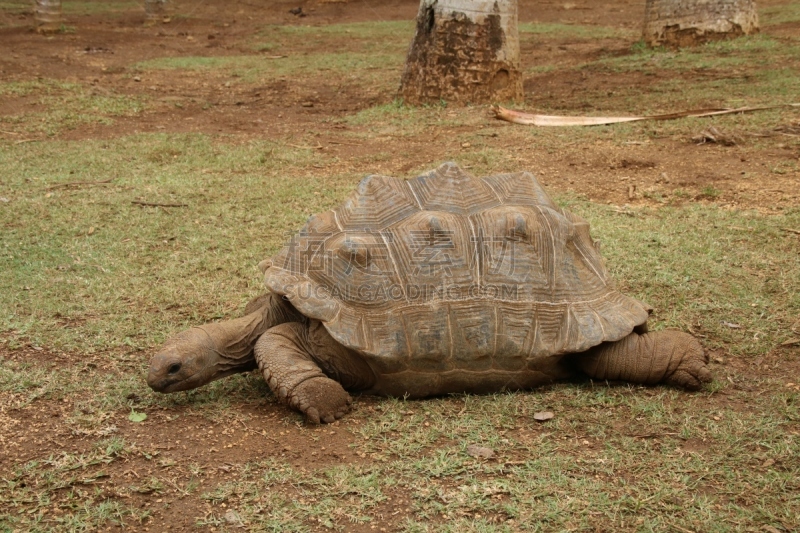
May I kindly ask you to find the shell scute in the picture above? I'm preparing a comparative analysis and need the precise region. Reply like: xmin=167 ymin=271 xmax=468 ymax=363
xmin=407 ymin=162 xmax=499 ymax=215
xmin=334 ymin=174 xmax=419 ymax=229
xmin=263 ymin=163 xmax=650 ymax=362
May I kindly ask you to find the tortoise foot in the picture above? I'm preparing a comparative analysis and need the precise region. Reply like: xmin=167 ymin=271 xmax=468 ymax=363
xmin=289 ymin=377 xmax=352 ymax=424
xmin=663 ymin=335 xmax=712 ymax=391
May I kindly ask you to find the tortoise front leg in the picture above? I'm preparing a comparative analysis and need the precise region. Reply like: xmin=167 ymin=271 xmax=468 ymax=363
xmin=577 ymin=331 xmax=712 ymax=390
xmin=254 ymin=322 xmax=353 ymax=424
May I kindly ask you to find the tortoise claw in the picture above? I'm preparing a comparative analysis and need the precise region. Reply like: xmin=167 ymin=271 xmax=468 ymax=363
xmin=289 ymin=377 xmax=352 ymax=424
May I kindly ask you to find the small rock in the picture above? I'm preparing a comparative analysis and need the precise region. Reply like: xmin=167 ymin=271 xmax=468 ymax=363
xmin=461 ymin=142 xmax=471 ymax=148
xmin=300 ymin=101 xmax=314 ymax=108
xmin=533 ymin=411 xmax=555 ymax=422
xmin=224 ymin=509 xmax=243 ymax=525
xmin=133 ymin=76 xmax=141 ymax=82
xmin=466 ymin=444 xmax=494 ymax=459
xmin=0 ymin=197 xmax=9 ymax=203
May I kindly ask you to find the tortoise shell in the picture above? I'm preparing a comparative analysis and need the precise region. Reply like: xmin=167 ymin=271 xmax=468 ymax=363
xmin=262 ymin=163 xmax=649 ymax=373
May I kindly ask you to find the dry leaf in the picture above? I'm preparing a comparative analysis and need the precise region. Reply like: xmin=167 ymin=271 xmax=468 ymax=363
xmin=128 ymin=411 xmax=147 ymax=423
xmin=533 ymin=411 xmax=555 ymax=422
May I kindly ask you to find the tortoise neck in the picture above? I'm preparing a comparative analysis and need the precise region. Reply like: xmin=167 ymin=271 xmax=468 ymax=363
xmin=204 ymin=293 xmax=303 ymax=369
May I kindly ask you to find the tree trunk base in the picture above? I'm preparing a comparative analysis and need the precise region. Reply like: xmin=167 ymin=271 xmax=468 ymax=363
xmin=145 ymin=0 xmax=167 ymax=25
xmin=34 ymin=0 xmax=62 ymax=34
xmin=399 ymin=1 xmax=522 ymax=106
xmin=643 ymin=0 xmax=759 ymax=47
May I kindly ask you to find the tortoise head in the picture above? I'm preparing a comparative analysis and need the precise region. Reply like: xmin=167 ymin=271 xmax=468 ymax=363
xmin=147 ymin=319 xmax=260 ymax=393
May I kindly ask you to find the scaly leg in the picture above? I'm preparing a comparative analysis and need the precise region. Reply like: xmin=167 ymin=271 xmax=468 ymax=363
xmin=254 ymin=322 xmax=360 ymax=423
xmin=577 ymin=331 xmax=711 ymax=390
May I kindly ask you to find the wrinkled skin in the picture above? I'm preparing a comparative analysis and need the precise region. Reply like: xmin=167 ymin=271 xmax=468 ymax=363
xmin=147 ymin=293 xmax=299 ymax=393
xmin=148 ymin=294 xmax=712 ymax=424
xmin=147 ymin=326 xmax=257 ymax=393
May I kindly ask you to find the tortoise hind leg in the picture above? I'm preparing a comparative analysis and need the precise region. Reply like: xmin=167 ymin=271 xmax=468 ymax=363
xmin=577 ymin=331 xmax=711 ymax=390
xmin=254 ymin=322 xmax=356 ymax=424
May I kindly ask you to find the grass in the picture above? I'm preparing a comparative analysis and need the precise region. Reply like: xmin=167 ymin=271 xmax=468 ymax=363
xmin=0 ymin=0 xmax=140 ymax=15
xmin=593 ymin=35 xmax=800 ymax=75
xmin=760 ymin=1 xmax=800 ymax=26
xmin=519 ymin=22 xmax=636 ymax=41
xmin=6 ymin=133 xmax=792 ymax=355
xmin=2 ymin=4 xmax=800 ymax=532
xmin=2 ymin=437 xmax=151 ymax=529
xmin=0 ymin=133 xmax=350 ymax=352
xmin=0 ymin=80 xmax=145 ymax=136
xmin=254 ymin=20 xmax=414 ymax=54
xmin=135 ymin=52 xmax=404 ymax=85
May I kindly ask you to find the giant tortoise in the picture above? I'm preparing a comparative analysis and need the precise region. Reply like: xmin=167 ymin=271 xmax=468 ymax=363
xmin=147 ymin=163 xmax=711 ymax=423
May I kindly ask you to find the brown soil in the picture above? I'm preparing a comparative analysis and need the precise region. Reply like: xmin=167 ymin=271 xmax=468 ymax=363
xmin=1 ymin=0 xmax=799 ymax=531
xmin=2 ymin=0 xmax=798 ymax=210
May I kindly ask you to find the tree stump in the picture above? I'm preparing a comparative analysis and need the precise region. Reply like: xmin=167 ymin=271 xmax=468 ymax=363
xmin=643 ymin=0 xmax=759 ymax=47
xmin=145 ymin=0 xmax=167 ymax=25
xmin=399 ymin=0 xmax=523 ymax=106
xmin=34 ymin=0 xmax=62 ymax=34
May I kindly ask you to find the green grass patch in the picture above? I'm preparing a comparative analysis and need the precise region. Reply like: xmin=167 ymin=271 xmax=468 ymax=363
xmin=595 ymin=34 xmax=800 ymax=74
xmin=135 ymin=52 xmax=403 ymax=85
xmin=0 ymin=0 xmax=140 ymax=16
xmin=260 ymin=19 xmax=413 ymax=42
xmin=2 ymin=10 xmax=800 ymax=532
xmin=0 ymin=79 xmax=145 ymax=136
xmin=519 ymin=32 xmax=800 ymax=120
xmin=760 ymin=1 xmax=800 ymax=26
xmin=250 ymin=20 xmax=413 ymax=56
xmin=1 ymin=132 xmax=797 ymax=358
xmin=0 ymin=133 xmax=354 ymax=353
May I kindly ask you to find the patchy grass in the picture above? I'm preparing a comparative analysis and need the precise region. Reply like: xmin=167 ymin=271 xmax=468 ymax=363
xmin=254 ymin=20 xmax=414 ymax=54
xmin=2 ymin=5 xmax=800 ymax=532
xmin=593 ymin=35 xmax=800 ymax=75
xmin=760 ymin=1 xmax=800 ymax=26
xmin=0 ymin=80 xmax=145 ymax=136
xmin=572 ymin=201 xmax=800 ymax=355
xmin=0 ymin=133 xmax=351 ymax=353
xmin=0 ymin=0 xmax=140 ymax=17
xmin=1 ymin=437 xmax=151 ymax=529
xmin=519 ymin=22 xmax=636 ymax=41
xmin=135 ymin=52 xmax=403 ymax=86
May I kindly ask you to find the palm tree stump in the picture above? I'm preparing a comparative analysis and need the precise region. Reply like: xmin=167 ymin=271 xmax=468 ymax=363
xmin=145 ymin=0 xmax=167 ymax=25
xmin=399 ymin=0 xmax=523 ymax=106
xmin=34 ymin=0 xmax=62 ymax=34
xmin=643 ymin=0 xmax=759 ymax=47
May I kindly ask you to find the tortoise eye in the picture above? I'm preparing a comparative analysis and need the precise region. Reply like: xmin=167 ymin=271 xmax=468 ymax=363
xmin=168 ymin=363 xmax=182 ymax=374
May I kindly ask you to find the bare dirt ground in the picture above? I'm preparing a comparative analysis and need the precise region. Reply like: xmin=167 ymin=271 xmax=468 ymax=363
xmin=2 ymin=0 xmax=798 ymax=209
xmin=1 ymin=0 xmax=799 ymax=531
